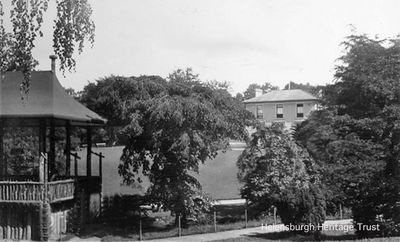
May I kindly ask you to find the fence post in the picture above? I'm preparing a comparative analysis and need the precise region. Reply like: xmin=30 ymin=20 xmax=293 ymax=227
xmin=273 ymin=206 xmax=277 ymax=225
xmin=178 ymin=215 xmax=181 ymax=237
xmin=214 ymin=210 xmax=217 ymax=232
xmin=339 ymin=203 xmax=343 ymax=220
xmin=139 ymin=212 xmax=143 ymax=241
xmin=245 ymin=208 xmax=248 ymax=229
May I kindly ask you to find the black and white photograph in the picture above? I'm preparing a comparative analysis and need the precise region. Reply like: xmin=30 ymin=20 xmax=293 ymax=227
xmin=0 ymin=0 xmax=399 ymax=241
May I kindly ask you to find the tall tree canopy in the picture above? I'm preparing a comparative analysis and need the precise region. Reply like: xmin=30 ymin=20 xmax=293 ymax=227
xmin=0 ymin=0 xmax=95 ymax=94
xmin=296 ymin=34 xmax=400 ymax=237
xmin=116 ymin=69 xmax=253 ymax=225
xmin=283 ymin=81 xmax=324 ymax=97
xmin=80 ymin=75 xmax=167 ymax=145
xmin=294 ymin=110 xmax=385 ymax=214
xmin=322 ymin=35 xmax=400 ymax=118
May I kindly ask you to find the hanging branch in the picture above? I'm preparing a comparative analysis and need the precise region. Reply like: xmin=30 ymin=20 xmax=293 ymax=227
xmin=0 ymin=0 xmax=95 ymax=97
xmin=0 ymin=2 xmax=13 ymax=75
xmin=53 ymin=0 xmax=95 ymax=74
xmin=10 ymin=0 xmax=49 ymax=96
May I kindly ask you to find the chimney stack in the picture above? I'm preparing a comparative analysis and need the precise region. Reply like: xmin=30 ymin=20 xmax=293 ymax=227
xmin=255 ymin=88 xmax=263 ymax=97
xmin=49 ymin=55 xmax=57 ymax=73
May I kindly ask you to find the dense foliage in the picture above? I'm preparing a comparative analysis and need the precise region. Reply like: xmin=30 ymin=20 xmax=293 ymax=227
xmin=238 ymin=124 xmax=326 ymax=235
xmin=117 ymin=69 xmax=252 ymax=225
xmin=81 ymin=69 xmax=252 ymax=225
xmin=283 ymin=81 xmax=324 ymax=97
xmin=0 ymin=0 xmax=95 ymax=94
xmin=2 ymin=127 xmax=39 ymax=176
xmin=296 ymin=34 xmax=400 ymax=237
xmin=294 ymin=111 xmax=385 ymax=214
xmin=1 ymin=126 xmax=79 ymax=179
xmin=80 ymin=75 xmax=166 ymax=145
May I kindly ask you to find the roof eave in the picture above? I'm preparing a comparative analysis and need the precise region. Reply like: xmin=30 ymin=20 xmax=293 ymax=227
xmin=243 ymin=98 xmax=319 ymax=104
xmin=0 ymin=114 xmax=107 ymax=126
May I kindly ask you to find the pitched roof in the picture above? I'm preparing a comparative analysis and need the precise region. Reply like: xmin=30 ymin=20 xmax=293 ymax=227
xmin=0 ymin=71 xmax=106 ymax=126
xmin=243 ymin=89 xmax=318 ymax=103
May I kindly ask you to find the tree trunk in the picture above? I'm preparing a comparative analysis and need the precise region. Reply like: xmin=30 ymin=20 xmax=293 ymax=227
xmin=174 ymin=213 xmax=188 ymax=228
xmin=106 ymin=126 xmax=116 ymax=146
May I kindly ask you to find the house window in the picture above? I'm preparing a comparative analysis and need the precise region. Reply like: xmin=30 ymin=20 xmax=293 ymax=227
xmin=276 ymin=104 xmax=283 ymax=118
xmin=297 ymin=103 xmax=304 ymax=118
xmin=256 ymin=105 xmax=263 ymax=119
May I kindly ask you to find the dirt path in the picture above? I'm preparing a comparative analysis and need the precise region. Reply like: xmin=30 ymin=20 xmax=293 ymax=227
xmin=146 ymin=219 xmax=353 ymax=242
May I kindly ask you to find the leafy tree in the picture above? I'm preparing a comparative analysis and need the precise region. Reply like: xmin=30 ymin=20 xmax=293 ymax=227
xmin=294 ymin=110 xmax=385 ymax=215
xmin=3 ymin=127 xmax=39 ymax=177
xmin=0 ymin=0 xmax=95 ymax=94
xmin=328 ymin=35 xmax=400 ymax=119
xmin=243 ymin=82 xmax=278 ymax=100
xmin=296 ymin=34 xmax=400 ymax=237
xmin=238 ymin=124 xmax=326 ymax=236
xmin=2 ymin=126 xmax=79 ymax=179
xmin=79 ymin=75 xmax=167 ymax=145
xmin=53 ymin=0 xmax=95 ymax=73
xmin=235 ymin=92 xmax=244 ymax=102
xmin=283 ymin=81 xmax=324 ymax=97
xmin=64 ymin=87 xmax=80 ymax=99
xmin=118 ymin=68 xmax=253 ymax=226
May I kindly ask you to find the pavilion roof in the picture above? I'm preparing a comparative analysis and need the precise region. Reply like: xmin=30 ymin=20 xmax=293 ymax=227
xmin=0 ymin=71 xmax=106 ymax=126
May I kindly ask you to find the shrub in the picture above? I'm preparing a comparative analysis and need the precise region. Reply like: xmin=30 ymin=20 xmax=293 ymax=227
xmin=238 ymin=124 xmax=326 ymax=236
xmin=352 ymin=175 xmax=400 ymax=238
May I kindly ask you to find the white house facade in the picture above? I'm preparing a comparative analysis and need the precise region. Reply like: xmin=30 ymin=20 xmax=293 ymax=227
xmin=243 ymin=89 xmax=318 ymax=129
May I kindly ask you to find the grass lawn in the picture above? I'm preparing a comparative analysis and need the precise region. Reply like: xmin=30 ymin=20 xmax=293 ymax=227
xmin=196 ymin=149 xmax=243 ymax=199
xmin=77 ymin=146 xmax=148 ymax=197
xmin=77 ymin=146 xmax=244 ymax=200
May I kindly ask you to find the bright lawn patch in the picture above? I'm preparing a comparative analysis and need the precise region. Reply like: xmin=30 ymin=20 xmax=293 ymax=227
xmin=78 ymin=146 xmax=244 ymax=200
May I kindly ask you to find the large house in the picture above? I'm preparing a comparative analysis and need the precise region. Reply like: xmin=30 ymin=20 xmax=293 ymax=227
xmin=243 ymin=89 xmax=318 ymax=129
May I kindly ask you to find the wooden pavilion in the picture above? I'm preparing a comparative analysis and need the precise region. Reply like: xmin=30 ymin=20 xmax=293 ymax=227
xmin=0 ymin=56 xmax=106 ymax=240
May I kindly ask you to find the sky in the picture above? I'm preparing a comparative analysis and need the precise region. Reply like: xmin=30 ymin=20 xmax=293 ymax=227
xmin=3 ymin=0 xmax=400 ymax=94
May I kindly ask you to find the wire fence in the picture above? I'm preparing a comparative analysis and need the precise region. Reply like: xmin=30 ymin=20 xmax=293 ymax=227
xmin=99 ymin=195 xmax=281 ymax=241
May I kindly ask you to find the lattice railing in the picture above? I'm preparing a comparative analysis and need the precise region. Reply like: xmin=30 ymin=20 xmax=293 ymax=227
xmin=0 ymin=179 xmax=75 ymax=203
xmin=48 ymin=179 xmax=75 ymax=202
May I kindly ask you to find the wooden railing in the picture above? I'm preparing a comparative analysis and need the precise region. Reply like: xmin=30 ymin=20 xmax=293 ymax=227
xmin=0 ymin=179 xmax=75 ymax=203
xmin=0 ymin=181 xmax=44 ymax=203
xmin=0 ymin=150 xmax=103 ymax=204
xmin=48 ymin=179 xmax=75 ymax=203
